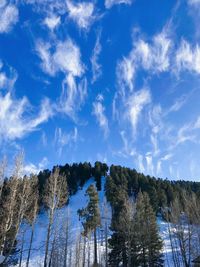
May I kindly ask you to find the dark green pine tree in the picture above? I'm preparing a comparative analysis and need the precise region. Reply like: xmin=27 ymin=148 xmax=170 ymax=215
xmin=107 ymin=174 xmax=129 ymax=267
xmin=78 ymin=184 xmax=101 ymax=266
xmin=134 ymin=192 xmax=163 ymax=267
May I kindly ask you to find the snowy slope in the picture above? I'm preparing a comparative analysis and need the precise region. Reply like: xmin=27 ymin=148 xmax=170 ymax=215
xmin=14 ymin=177 xmax=176 ymax=267
xmin=16 ymin=177 xmax=108 ymax=266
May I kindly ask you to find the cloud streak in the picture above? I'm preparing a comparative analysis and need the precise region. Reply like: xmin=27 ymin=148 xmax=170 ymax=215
xmin=93 ymin=94 xmax=109 ymax=138
xmin=0 ymin=93 xmax=53 ymax=141
xmin=105 ymin=0 xmax=132 ymax=9
xmin=91 ymin=32 xmax=102 ymax=83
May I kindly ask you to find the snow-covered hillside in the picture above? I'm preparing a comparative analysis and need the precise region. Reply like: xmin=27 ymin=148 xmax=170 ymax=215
xmin=16 ymin=177 xmax=110 ymax=266
xmin=14 ymin=177 xmax=176 ymax=267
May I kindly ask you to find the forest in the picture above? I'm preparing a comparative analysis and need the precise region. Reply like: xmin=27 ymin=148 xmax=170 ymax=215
xmin=1 ymin=153 xmax=200 ymax=266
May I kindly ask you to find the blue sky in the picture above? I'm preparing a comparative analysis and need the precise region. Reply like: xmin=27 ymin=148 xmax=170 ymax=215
xmin=0 ymin=0 xmax=200 ymax=180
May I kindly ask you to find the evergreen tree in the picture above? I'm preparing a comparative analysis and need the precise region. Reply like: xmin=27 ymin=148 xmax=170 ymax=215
xmin=78 ymin=184 xmax=101 ymax=266
xmin=134 ymin=192 xmax=163 ymax=267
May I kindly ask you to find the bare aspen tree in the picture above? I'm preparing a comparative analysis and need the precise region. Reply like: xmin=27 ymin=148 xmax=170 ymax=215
xmin=48 ymin=225 xmax=59 ymax=267
xmin=0 ymin=152 xmax=24 ymax=261
xmin=47 ymin=209 xmax=72 ymax=267
xmin=82 ymin=236 xmax=86 ymax=267
xmin=87 ymin=234 xmax=91 ymax=267
xmin=168 ymin=195 xmax=194 ymax=267
xmin=69 ymin=246 xmax=72 ymax=267
xmin=75 ymin=232 xmax=82 ymax=267
xmin=43 ymin=167 xmax=68 ymax=267
xmin=63 ymin=208 xmax=70 ymax=267
xmin=13 ymin=174 xmax=35 ymax=266
xmin=181 ymin=193 xmax=200 ymax=261
xmin=0 ymin=157 xmax=7 ymax=200
xmin=25 ymin=175 xmax=39 ymax=267
xmin=19 ymin=228 xmax=26 ymax=267
xmin=101 ymin=199 xmax=110 ymax=267
xmin=164 ymin=209 xmax=181 ymax=267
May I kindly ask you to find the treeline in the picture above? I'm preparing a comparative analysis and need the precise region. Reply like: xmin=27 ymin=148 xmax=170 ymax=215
xmin=106 ymin=165 xmax=200 ymax=213
xmin=38 ymin=161 xmax=108 ymax=200
xmin=1 ymin=155 xmax=200 ymax=266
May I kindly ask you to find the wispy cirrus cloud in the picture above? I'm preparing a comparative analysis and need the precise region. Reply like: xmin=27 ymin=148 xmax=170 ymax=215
xmin=127 ymin=88 xmax=151 ymax=136
xmin=36 ymin=38 xmax=87 ymax=119
xmin=116 ymin=29 xmax=172 ymax=96
xmin=24 ymin=0 xmax=66 ymax=15
xmin=92 ymin=94 xmax=109 ymax=138
xmin=188 ymin=0 xmax=200 ymax=5
xmin=90 ymin=31 xmax=102 ymax=83
xmin=145 ymin=152 xmax=154 ymax=175
xmin=66 ymin=0 xmax=97 ymax=30
xmin=59 ymin=75 xmax=87 ymax=120
xmin=105 ymin=0 xmax=132 ymax=9
xmin=36 ymin=38 xmax=84 ymax=77
xmin=0 ymin=1 xmax=18 ymax=34
xmin=0 ymin=61 xmax=53 ymax=142
xmin=0 ymin=62 xmax=17 ymax=90
xmin=0 ymin=93 xmax=53 ymax=141
xmin=54 ymin=127 xmax=78 ymax=156
xmin=43 ymin=15 xmax=60 ymax=30
xmin=24 ymin=157 xmax=49 ymax=175
xmin=176 ymin=39 xmax=200 ymax=74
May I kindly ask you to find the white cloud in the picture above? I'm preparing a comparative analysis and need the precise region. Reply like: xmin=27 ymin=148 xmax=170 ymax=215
xmin=175 ymin=124 xmax=196 ymax=147
xmin=41 ymin=131 xmax=47 ymax=146
xmin=105 ymin=0 xmax=132 ymax=9
xmin=119 ymin=131 xmax=135 ymax=157
xmin=150 ymin=134 xmax=159 ymax=156
xmin=24 ymin=163 xmax=40 ymax=175
xmin=117 ymin=56 xmax=135 ymax=93
xmin=176 ymin=39 xmax=200 ymax=74
xmin=24 ymin=157 xmax=49 ymax=175
xmin=0 ymin=72 xmax=7 ymax=88
xmin=59 ymin=75 xmax=87 ymax=119
xmin=24 ymin=0 xmax=66 ymax=15
xmin=161 ymin=153 xmax=173 ymax=161
xmin=0 ymin=93 xmax=53 ymax=141
xmin=167 ymin=94 xmax=188 ymax=113
xmin=66 ymin=0 xmax=96 ymax=30
xmin=44 ymin=15 xmax=60 ymax=30
xmin=38 ymin=157 xmax=49 ymax=169
xmin=194 ymin=116 xmax=200 ymax=128
xmin=148 ymin=105 xmax=162 ymax=134
xmin=36 ymin=38 xmax=84 ymax=77
xmin=30 ymin=98 xmax=53 ymax=128
xmin=0 ymin=63 xmax=17 ymax=90
xmin=145 ymin=153 xmax=154 ymax=175
xmin=91 ymin=32 xmax=102 ymax=83
xmin=134 ymin=32 xmax=171 ymax=72
xmin=138 ymin=154 xmax=145 ymax=173
xmin=0 ymin=62 xmax=52 ymax=142
xmin=36 ymin=41 xmax=56 ymax=75
xmin=54 ymin=127 xmax=78 ymax=156
xmin=53 ymin=40 xmax=84 ymax=76
xmin=156 ymin=160 xmax=162 ymax=176
xmin=36 ymin=38 xmax=87 ymax=119
xmin=0 ymin=2 xmax=18 ymax=33
xmin=117 ymin=30 xmax=171 ymax=92
xmin=127 ymin=88 xmax=151 ymax=135
xmin=93 ymin=95 xmax=109 ymax=138
xmin=188 ymin=0 xmax=200 ymax=5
